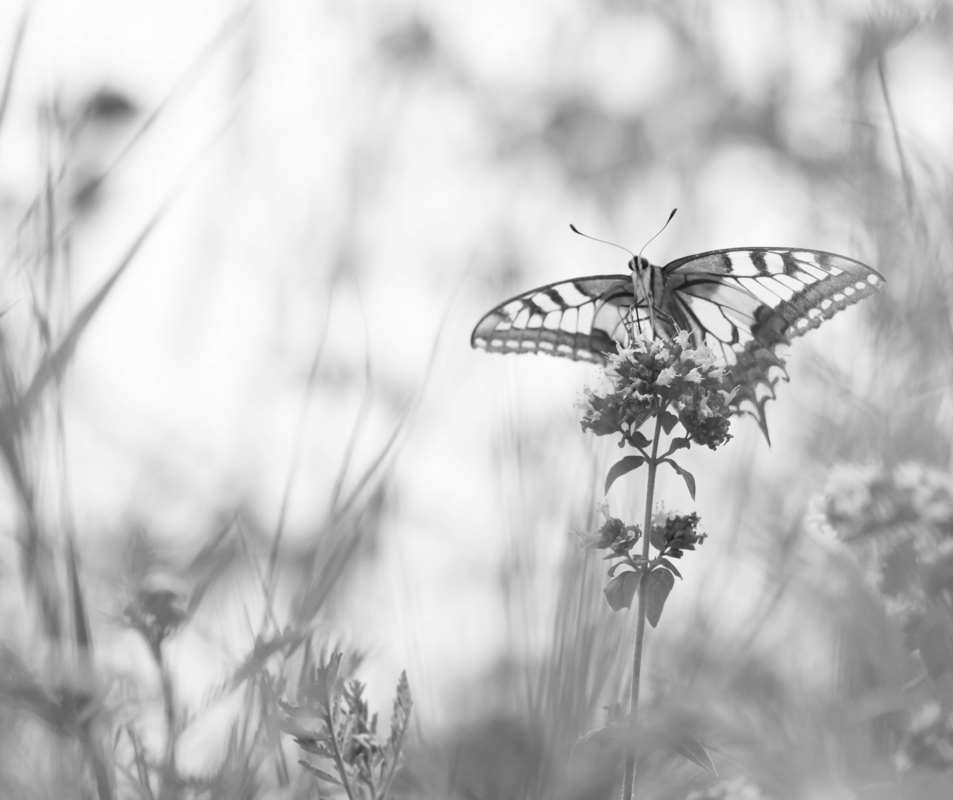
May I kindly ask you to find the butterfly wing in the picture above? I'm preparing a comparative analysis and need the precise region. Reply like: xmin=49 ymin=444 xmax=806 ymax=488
xmin=661 ymin=248 xmax=885 ymax=439
xmin=470 ymin=275 xmax=648 ymax=362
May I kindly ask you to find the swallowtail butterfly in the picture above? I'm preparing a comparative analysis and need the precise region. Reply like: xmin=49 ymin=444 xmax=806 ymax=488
xmin=471 ymin=246 xmax=884 ymax=441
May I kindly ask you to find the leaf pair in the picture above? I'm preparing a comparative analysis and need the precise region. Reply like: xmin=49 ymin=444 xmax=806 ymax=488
xmin=603 ymin=568 xmax=675 ymax=627
xmin=604 ymin=455 xmax=696 ymax=500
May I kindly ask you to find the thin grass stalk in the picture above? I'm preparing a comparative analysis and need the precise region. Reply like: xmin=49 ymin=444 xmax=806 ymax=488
xmin=621 ymin=413 xmax=663 ymax=800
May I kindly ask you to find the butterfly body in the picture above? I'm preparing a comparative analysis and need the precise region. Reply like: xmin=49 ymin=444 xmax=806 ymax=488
xmin=471 ymin=246 xmax=884 ymax=440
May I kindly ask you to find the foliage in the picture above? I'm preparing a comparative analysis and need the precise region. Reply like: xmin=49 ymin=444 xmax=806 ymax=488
xmin=281 ymin=652 xmax=412 ymax=800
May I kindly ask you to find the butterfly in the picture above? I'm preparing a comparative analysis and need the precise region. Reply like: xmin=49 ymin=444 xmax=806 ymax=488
xmin=471 ymin=245 xmax=885 ymax=441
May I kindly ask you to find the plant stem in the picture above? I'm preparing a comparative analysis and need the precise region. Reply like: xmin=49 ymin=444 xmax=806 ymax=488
xmin=621 ymin=413 xmax=663 ymax=800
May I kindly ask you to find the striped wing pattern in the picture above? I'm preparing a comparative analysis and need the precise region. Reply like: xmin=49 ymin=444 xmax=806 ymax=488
xmin=470 ymin=275 xmax=640 ymax=362
xmin=471 ymin=247 xmax=884 ymax=441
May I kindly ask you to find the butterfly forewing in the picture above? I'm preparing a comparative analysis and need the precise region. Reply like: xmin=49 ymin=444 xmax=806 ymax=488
xmin=470 ymin=275 xmax=649 ymax=362
xmin=471 ymin=246 xmax=884 ymax=441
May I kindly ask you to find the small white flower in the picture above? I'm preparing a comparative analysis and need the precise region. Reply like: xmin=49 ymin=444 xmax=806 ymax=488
xmin=674 ymin=329 xmax=692 ymax=349
xmin=656 ymin=367 xmax=676 ymax=386
xmin=683 ymin=368 xmax=703 ymax=383
xmin=718 ymin=387 xmax=739 ymax=403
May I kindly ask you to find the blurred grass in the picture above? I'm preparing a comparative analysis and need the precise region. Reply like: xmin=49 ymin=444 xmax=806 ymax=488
xmin=0 ymin=1 xmax=951 ymax=799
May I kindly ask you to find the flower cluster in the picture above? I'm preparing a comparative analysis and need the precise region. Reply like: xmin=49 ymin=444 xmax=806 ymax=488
xmin=578 ymin=504 xmax=706 ymax=563
xmin=578 ymin=502 xmax=641 ymax=556
xmin=652 ymin=512 xmax=706 ymax=558
xmin=578 ymin=330 xmax=735 ymax=450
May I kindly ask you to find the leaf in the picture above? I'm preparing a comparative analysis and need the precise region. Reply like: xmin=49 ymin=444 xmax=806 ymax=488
xmin=668 ymin=732 xmax=718 ymax=776
xmin=659 ymin=558 xmax=682 ymax=579
xmin=605 ymin=456 xmax=645 ymax=495
xmin=294 ymin=737 xmax=335 ymax=758
xmin=604 ymin=571 xmax=641 ymax=612
xmin=570 ymin=723 xmax=630 ymax=768
xmin=662 ymin=459 xmax=696 ymax=500
xmin=607 ymin=561 xmax=625 ymax=577
xmin=389 ymin=670 xmax=413 ymax=749
xmin=628 ymin=430 xmax=650 ymax=449
xmin=650 ymin=525 xmax=667 ymax=552
xmin=298 ymin=761 xmax=343 ymax=785
xmin=644 ymin=569 xmax=675 ymax=628
xmin=659 ymin=411 xmax=679 ymax=434
xmin=669 ymin=437 xmax=690 ymax=453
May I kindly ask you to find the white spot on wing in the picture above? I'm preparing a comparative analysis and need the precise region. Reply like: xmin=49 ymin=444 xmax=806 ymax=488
xmin=531 ymin=292 xmax=561 ymax=313
xmin=725 ymin=252 xmax=758 ymax=276
xmin=561 ymin=307 xmax=579 ymax=333
xmin=577 ymin=303 xmax=594 ymax=332
xmin=796 ymin=261 xmax=828 ymax=281
xmin=558 ymin=283 xmax=591 ymax=306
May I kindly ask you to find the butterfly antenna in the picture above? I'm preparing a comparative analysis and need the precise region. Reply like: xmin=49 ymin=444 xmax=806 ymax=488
xmin=637 ymin=208 xmax=677 ymax=266
xmin=569 ymin=224 xmax=637 ymax=260
xmin=634 ymin=208 xmax=677 ymax=339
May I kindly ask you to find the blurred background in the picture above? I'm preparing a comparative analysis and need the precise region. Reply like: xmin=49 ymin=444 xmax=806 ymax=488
xmin=0 ymin=0 xmax=951 ymax=798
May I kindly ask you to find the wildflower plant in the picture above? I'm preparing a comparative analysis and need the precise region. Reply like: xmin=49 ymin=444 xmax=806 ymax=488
xmin=576 ymin=329 xmax=731 ymax=797
xmin=280 ymin=652 xmax=412 ymax=800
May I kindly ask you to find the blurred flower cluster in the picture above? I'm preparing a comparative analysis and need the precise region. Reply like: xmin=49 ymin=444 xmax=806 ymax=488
xmin=824 ymin=463 xmax=953 ymax=665
xmin=824 ymin=462 xmax=953 ymax=759
xmin=826 ymin=462 xmax=953 ymax=542
xmin=577 ymin=330 xmax=735 ymax=450
xmin=896 ymin=702 xmax=953 ymax=771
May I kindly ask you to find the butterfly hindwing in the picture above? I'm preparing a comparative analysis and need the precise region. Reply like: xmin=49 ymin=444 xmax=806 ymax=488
xmin=660 ymin=248 xmax=884 ymax=438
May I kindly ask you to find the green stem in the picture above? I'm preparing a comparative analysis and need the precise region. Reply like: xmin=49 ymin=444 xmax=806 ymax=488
xmin=621 ymin=413 xmax=664 ymax=800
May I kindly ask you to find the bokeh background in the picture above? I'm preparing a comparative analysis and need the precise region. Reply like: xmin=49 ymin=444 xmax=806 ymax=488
xmin=0 ymin=0 xmax=952 ymax=798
